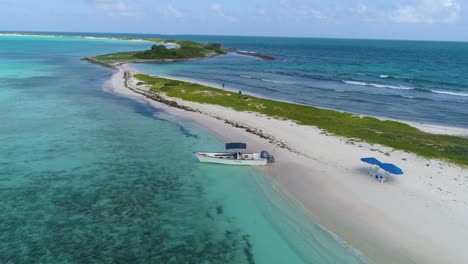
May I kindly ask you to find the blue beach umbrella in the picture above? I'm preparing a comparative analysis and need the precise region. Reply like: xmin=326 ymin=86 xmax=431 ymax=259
xmin=360 ymin=157 xmax=382 ymax=165
xmin=379 ymin=163 xmax=404 ymax=175
xmin=360 ymin=157 xmax=382 ymax=177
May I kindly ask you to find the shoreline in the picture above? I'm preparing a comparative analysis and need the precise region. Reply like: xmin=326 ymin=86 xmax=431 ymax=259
xmin=125 ymin=64 xmax=468 ymax=137
xmin=105 ymin=64 xmax=468 ymax=264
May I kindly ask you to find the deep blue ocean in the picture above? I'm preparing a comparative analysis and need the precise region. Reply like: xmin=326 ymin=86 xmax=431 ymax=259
xmin=0 ymin=34 xmax=366 ymax=263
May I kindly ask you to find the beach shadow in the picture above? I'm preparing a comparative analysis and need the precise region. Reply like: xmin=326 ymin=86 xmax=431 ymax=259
xmin=356 ymin=166 xmax=371 ymax=175
xmin=354 ymin=166 xmax=399 ymax=183
xmin=131 ymin=102 xmax=199 ymax=139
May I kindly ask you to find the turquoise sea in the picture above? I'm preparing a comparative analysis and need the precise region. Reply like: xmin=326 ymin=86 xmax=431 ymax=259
xmin=0 ymin=35 xmax=365 ymax=263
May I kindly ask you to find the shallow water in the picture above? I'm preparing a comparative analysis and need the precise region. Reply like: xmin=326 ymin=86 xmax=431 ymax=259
xmin=0 ymin=35 xmax=365 ymax=263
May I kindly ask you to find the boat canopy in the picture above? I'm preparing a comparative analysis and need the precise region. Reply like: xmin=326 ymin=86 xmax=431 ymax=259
xmin=225 ymin=143 xmax=247 ymax=150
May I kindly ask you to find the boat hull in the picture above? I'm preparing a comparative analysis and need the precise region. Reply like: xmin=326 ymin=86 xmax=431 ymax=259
xmin=194 ymin=152 xmax=268 ymax=166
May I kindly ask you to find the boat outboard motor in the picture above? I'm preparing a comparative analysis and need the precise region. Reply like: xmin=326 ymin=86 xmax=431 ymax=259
xmin=261 ymin=151 xmax=275 ymax=163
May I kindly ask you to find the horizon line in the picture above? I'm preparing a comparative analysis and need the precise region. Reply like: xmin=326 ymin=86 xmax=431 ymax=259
xmin=1 ymin=29 xmax=467 ymax=44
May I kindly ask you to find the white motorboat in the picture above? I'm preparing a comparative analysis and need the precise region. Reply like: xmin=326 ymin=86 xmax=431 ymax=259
xmin=194 ymin=143 xmax=274 ymax=166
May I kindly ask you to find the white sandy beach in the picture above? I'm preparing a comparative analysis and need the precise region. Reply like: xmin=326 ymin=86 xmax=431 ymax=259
xmin=106 ymin=65 xmax=468 ymax=264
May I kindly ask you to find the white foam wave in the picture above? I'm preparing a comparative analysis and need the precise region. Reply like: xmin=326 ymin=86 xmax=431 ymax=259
xmin=239 ymin=50 xmax=256 ymax=54
xmin=82 ymin=36 xmax=115 ymax=40
xmin=380 ymin=75 xmax=390 ymax=78
xmin=240 ymin=74 xmax=253 ymax=78
xmin=261 ymin=79 xmax=292 ymax=84
xmin=370 ymin=83 xmax=413 ymax=90
xmin=431 ymin=90 xmax=468 ymax=97
xmin=343 ymin=80 xmax=367 ymax=86
xmin=342 ymin=80 xmax=413 ymax=90
xmin=0 ymin=33 xmax=59 ymax=38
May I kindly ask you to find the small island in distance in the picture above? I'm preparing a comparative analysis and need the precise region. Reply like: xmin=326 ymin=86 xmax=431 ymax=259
xmin=84 ymin=38 xmax=274 ymax=67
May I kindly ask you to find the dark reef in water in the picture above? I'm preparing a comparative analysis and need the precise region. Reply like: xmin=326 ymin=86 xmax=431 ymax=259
xmin=0 ymin=151 xmax=256 ymax=263
xmin=242 ymin=235 xmax=255 ymax=264
xmin=81 ymin=57 xmax=115 ymax=68
xmin=224 ymin=48 xmax=275 ymax=60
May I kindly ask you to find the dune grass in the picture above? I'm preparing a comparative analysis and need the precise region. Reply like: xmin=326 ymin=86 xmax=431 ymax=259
xmin=134 ymin=73 xmax=468 ymax=167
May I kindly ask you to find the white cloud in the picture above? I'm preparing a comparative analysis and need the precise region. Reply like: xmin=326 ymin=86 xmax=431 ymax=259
xmin=390 ymin=0 xmax=461 ymax=24
xmin=165 ymin=4 xmax=185 ymax=19
xmin=211 ymin=4 xmax=237 ymax=23
xmin=257 ymin=8 xmax=267 ymax=16
xmin=86 ymin=0 xmax=138 ymax=17
xmin=351 ymin=3 xmax=368 ymax=15
xmin=276 ymin=0 xmax=462 ymax=25
xmin=348 ymin=2 xmax=385 ymax=22
xmin=279 ymin=0 xmax=329 ymax=21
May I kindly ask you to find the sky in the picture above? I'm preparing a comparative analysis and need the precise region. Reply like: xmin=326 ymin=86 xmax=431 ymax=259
xmin=1 ymin=0 xmax=467 ymax=41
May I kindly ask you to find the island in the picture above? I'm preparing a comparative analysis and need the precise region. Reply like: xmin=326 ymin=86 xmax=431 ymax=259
xmin=84 ymin=38 xmax=275 ymax=67
xmin=84 ymin=39 xmax=224 ymax=67
xmin=86 ymin=37 xmax=468 ymax=167
xmin=3 ymin=26 xmax=468 ymax=264
xmin=82 ymin=35 xmax=468 ymax=264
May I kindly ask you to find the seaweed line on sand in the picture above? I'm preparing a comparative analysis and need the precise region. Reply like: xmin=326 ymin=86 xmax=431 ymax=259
xmin=122 ymin=70 xmax=303 ymax=156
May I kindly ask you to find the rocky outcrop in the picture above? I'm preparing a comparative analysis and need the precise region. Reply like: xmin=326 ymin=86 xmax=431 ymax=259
xmin=223 ymin=48 xmax=275 ymax=60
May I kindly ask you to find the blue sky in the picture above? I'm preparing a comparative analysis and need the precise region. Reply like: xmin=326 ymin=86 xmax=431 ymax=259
xmin=1 ymin=0 xmax=467 ymax=41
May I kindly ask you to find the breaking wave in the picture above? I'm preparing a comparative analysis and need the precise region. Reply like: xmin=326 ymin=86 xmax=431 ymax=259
xmin=342 ymin=80 xmax=413 ymax=90
xmin=431 ymin=90 xmax=468 ymax=97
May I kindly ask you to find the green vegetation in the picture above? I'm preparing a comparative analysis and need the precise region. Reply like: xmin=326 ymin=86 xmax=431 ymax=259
xmin=143 ymin=38 xmax=167 ymax=43
xmin=92 ymin=39 xmax=225 ymax=64
xmin=134 ymin=74 xmax=468 ymax=166
xmin=94 ymin=51 xmax=138 ymax=62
